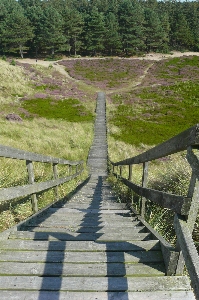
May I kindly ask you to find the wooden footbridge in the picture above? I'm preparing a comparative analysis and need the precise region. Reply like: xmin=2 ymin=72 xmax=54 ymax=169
xmin=0 ymin=92 xmax=199 ymax=299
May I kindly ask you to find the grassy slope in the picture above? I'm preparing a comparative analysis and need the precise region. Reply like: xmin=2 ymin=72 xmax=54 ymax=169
xmin=0 ymin=59 xmax=95 ymax=231
xmin=0 ymin=56 xmax=198 ymax=249
xmin=109 ymin=55 xmax=199 ymax=146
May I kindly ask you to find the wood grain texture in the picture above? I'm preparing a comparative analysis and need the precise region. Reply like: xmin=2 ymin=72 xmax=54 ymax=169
xmin=0 ymin=290 xmax=196 ymax=300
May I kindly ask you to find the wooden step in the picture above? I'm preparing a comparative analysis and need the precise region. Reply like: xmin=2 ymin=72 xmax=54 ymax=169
xmin=25 ymin=220 xmax=141 ymax=228
xmin=0 ymin=290 xmax=196 ymax=300
xmin=23 ymin=225 xmax=146 ymax=234
xmin=0 ymin=261 xmax=165 ymax=276
xmin=0 ymin=249 xmax=163 ymax=263
xmin=8 ymin=231 xmax=152 ymax=241
xmin=0 ymin=276 xmax=192 ymax=292
xmin=0 ymin=240 xmax=161 ymax=251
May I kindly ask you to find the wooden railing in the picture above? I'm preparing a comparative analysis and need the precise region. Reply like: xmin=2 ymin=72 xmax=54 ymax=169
xmin=0 ymin=145 xmax=84 ymax=213
xmin=109 ymin=124 xmax=199 ymax=299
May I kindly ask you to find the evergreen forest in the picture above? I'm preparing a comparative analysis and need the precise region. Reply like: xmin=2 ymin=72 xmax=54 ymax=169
xmin=1 ymin=0 xmax=199 ymax=58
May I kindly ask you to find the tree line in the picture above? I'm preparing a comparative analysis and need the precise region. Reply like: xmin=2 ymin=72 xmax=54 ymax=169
xmin=1 ymin=0 xmax=199 ymax=58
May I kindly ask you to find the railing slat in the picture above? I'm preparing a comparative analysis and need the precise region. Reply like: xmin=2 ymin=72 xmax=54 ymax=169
xmin=0 ymin=171 xmax=82 ymax=202
xmin=0 ymin=145 xmax=83 ymax=166
xmin=26 ymin=160 xmax=38 ymax=213
xmin=112 ymin=124 xmax=199 ymax=166
xmin=117 ymin=175 xmax=191 ymax=215
xmin=174 ymin=214 xmax=199 ymax=299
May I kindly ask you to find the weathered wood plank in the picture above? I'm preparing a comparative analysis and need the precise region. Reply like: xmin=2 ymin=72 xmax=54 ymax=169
xmin=174 ymin=214 xmax=199 ymax=299
xmin=0 ymin=250 xmax=163 ymax=263
xmin=46 ymin=207 xmax=131 ymax=215
xmin=0 ymin=290 xmax=196 ymax=300
xmin=62 ymin=205 xmax=128 ymax=210
xmin=112 ymin=124 xmax=199 ymax=165
xmin=0 ymin=262 xmax=165 ymax=276
xmin=49 ymin=208 xmax=131 ymax=213
xmin=0 ymin=144 xmax=83 ymax=165
xmin=23 ymin=225 xmax=146 ymax=233
xmin=119 ymin=176 xmax=191 ymax=215
xmin=131 ymin=206 xmax=178 ymax=276
xmin=0 ymin=276 xmax=192 ymax=291
xmin=8 ymin=231 xmax=152 ymax=241
xmin=24 ymin=222 xmax=142 ymax=234
xmin=0 ymin=171 xmax=82 ymax=202
xmin=30 ymin=213 xmax=134 ymax=222
xmin=0 ymin=240 xmax=161 ymax=251
xmin=25 ymin=218 xmax=141 ymax=230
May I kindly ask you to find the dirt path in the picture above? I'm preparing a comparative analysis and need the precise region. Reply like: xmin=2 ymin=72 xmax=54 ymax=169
xmin=17 ymin=51 xmax=199 ymax=94
xmin=106 ymin=63 xmax=154 ymax=95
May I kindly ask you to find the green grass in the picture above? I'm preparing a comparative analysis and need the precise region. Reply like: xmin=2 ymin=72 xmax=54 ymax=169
xmin=74 ymin=61 xmax=130 ymax=87
xmin=22 ymin=98 xmax=94 ymax=122
xmin=109 ymin=80 xmax=199 ymax=146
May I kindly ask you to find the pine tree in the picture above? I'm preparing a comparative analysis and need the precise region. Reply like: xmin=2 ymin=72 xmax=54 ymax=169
xmin=39 ymin=5 xmax=66 ymax=55
xmin=118 ymin=0 xmax=145 ymax=55
xmin=62 ymin=8 xmax=84 ymax=55
xmin=170 ymin=5 xmax=194 ymax=51
xmin=144 ymin=8 xmax=166 ymax=53
xmin=104 ymin=12 xmax=122 ymax=55
xmin=84 ymin=7 xmax=106 ymax=55
xmin=0 ymin=0 xmax=34 ymax=58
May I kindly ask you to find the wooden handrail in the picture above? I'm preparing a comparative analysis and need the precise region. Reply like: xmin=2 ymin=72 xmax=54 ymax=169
xmin=0 ymin=144 xmax=83 ymax=165
xmin=0 ymin=144 xmax=84 ymax=213
xmin=109 ymin=124 xmax=199 ymax=299
xmin=111 ymin=124 xmax=199 ymax=166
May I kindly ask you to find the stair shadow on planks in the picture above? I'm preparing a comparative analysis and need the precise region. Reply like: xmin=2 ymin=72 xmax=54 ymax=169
xmin=1 ymin=174 xmax=166 ymax=300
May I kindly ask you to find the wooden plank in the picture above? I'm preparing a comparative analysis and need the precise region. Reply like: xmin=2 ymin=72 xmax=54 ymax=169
xmin=25 ymin=220 xmax=139 ymax=228
xmin=0 ymin=261 xmax=165 ymax=276
xmin=119 ymin=176 xmax=191 ymax=215
xmin=131 ymin=206 xmax=178 ymax=276
xmin=0 ymin=240 xmax=161 ymax=251
xmin=23 ymin=225 xmax=146 ymax=234
xmin=0 ymin=250 xmax=163 ymax=263
xmin=47 ymin=207 xmax=131 ymax=215
xmin=0 ymin=144 xmax=83 ymax=165
xmin=112 ymin=124 xmax=199 ymax=165
xmin=8 ymin=231 xmax=152 ymax=241
xmin=61 ymin=201 xmax=126 ymax=210
xmin=0 ymin=276 xmax=192 ymax=291
xmin=0 ymin=171 xmax=82 ymax=202
xmin=0 ymin=290 xmax=196 ymax=300
xmin=50 ymin=208 xmax=131 ymax=213
xmin=23 ymin=221 xmax=142 ymax=229
xmin=174 ymin=214 xmax=199 ymax=299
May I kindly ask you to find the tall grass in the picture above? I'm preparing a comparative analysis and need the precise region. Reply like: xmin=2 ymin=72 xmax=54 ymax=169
xmin=0 ymin=60 xmax=33 ymax=104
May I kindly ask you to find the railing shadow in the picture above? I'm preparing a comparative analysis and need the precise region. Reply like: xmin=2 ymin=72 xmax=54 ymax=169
xmin=20 ymin=175 xmax=164 ymax=299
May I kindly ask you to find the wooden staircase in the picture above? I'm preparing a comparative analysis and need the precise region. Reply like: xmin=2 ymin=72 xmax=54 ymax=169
xmin=0 ymin=92 xmax=195 ymax=299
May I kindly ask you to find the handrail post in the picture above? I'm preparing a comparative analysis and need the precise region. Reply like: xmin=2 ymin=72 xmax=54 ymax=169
xmin=69 ymin=164 xmax=72 ymax=176
xmin=120 ymin=165 xmax=122 ymax=177
xmin=53 ymin=163 xmax=59 ymax=201
xmin=186 ymin=147 xmax=199 ymax=232
xmin=128 ymin=164 xmax=132 ymax=181
xmin=175 ymin=146 xmax=199 ymax=275
xmin=26 ymin=160 xmax=38 ymax=213
xmin=141 ymin=162 xmax=149 ymax=218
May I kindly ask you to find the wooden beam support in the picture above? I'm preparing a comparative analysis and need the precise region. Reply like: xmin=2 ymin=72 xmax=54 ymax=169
xmin=113 ymin=124 xmax=199 ymax=166
xmin=0 ymin=171 xmax=82 ymax=203
xmin=53 ymin=163 xmax=59 ymax=201
xmin=26 ymin=160 xmax=38 ymax=213
xmin=141 ymin=162 xmax=149 ymax=218
xmin=118 ymin=176 xmax=191 ymax=215
xmin=174 ymin=214 xmax=199 ymax=300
